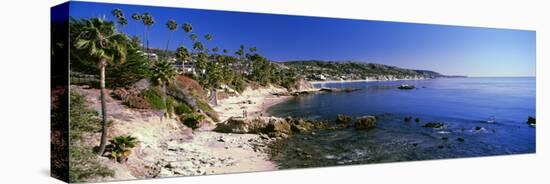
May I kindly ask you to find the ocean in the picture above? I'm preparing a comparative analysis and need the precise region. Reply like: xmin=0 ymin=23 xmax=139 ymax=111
xmin=267 ymin=77 xmax=536 ymax=168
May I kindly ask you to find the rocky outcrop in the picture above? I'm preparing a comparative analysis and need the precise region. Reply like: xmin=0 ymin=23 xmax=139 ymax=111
xmin=214 ymin=116 xmax=338 ymax=137
xmin=293 ymin=78 xmax=313 ymax=91
xmin=335 ymin=114 xmax=352 ymax=124
xmin=354 ymin=116 xmax=377 ymax=130
xmin=422 ymin=122 xmax=445 ymax=129
xmin=213 ymin=117 xmax=270 ymax=134
xmin=398 ymin=84 xmax=415 ymax=90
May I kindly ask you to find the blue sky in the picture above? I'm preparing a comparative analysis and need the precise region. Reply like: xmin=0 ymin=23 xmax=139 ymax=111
xmin=67 ymin=1 xmax=536 ymax=77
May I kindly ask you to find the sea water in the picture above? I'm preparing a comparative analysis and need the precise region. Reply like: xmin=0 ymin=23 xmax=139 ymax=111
xmin=267 ymin=77 xmax=535 ymax=168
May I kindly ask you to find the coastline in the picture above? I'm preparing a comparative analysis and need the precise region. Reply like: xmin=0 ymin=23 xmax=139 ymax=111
xmin=308 ymin=78 xmax=430 ymax=85
xmin=213 ymin=85 xmax=292 ymax=122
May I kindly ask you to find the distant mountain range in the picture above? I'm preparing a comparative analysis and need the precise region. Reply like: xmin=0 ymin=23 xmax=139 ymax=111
xmin=279 ymin=60 xmax=466 ymax=81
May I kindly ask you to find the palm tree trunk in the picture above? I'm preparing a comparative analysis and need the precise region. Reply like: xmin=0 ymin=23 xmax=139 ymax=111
xmin=146 ymin=26 xmax=150 ymax=54
xmin=162 ymin=83 xmax=167 ymax=121
xmin=97 ymin=61 xmax=109 ymax=155
xmin=165 ymin=32 xmax=172 ymax=58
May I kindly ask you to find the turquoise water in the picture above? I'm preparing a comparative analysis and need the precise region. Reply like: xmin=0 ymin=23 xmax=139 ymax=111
xmin=267 ymin=77 xmax=535 ymax=168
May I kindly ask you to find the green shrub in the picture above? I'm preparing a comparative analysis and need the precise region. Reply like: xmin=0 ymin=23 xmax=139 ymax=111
xmin=181 ymin=113 xmax=205 ymax=129
xmin=69 ymin=147 xmax=114 ymax=182
xmin=109 ymin=135 xmax=138 ymax=163
xmin=68 ymin=92 xmax=114 ymax=182
xmin=166 ymin=97 xmax=175 ymax=118
xmin=142 ymin=88 xmax=165 ymax=110
xmin=174 ymin=102 xmax=193 ymax=115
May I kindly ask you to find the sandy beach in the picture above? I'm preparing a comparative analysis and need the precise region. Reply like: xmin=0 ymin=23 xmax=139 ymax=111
xmin=213 ymin=85 xmax=292 ymax=122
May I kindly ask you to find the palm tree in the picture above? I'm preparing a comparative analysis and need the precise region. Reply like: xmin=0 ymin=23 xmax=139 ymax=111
xmin=182 ymin=23 xmax=193 ymax=33
xmin=235 ymin=44 xmax=245 ymax=74
xmin=131 ymin=13 xmax=142 ymax=41
xmin=223 ymin=49 xmax=228 ymax=54
xmin=117 ymin=16 xmax=128 ymax=33
xmin=176 ymin=46 xmax=190 ymax=71
xmin=189 ymin=33 xmax=198 ymax=43
xmin=193 ymin=42 xmax=204 ymax=52
xmin=212 ymin=47 xmax=219 ymax=53
xmin=151 ymin=60 xmax=178 ymax=120
xmin=141 ymin=12 xmax=155 ymax=54
xmin=204 ymin=33 xmax=212 ymax=41
xmin=73 ymin=18 xmax=128 ymax=155
xmin=249 ymin=46 xmax=257 ymax=53
xmin=109 ymin=135 xmax=138 ymax=163
xmin=111 ymin=9 xmax=125 ymax=31
xmin=111 ymin=9 xmax=123 ymax=19
xmin=165 ymin=19 xmax=178 ymax=56
xmin=203 ymin=34 xmax=213 ymax=53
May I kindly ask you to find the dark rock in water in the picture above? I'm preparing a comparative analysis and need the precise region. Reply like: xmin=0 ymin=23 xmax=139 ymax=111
xmin=398 ymin=84 xmax=415 ymax=90
xmin=437 ymin=145 xmax=444 ymax=149
xmin=527 ymin=116 xmax=536 ymax=127
xmin=422 ymin=122 xmax=444 ymax=129
xmin=354 ymin=116 xmax=377 ymax=130
xmin=335 ymin=114 xmax=352 ymax=124
xmin=456 ymin=137 xmax=465 ymax=142
xmin=475 ymin=126 xmax=482 ymax=131
xmin=442 ymin=137 xmax=448 ymax=141
xmin=415 ymin=118 xmax=421 ymax=123
xmin=404 ymin=116 xmax=412 ymax=122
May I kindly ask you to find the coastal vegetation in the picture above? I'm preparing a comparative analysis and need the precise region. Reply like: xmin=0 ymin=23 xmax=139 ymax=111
xmin=68 ymin=92 xmax=114 ymax=182
xmin=56 ymin=4 xmax=534 ymax=182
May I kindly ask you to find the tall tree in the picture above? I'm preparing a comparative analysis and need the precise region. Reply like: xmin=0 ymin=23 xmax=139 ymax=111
xmin=141 ymin=12 xmax=155 ymax=54
xmin=111 ymin=9 xmax=128 ymax=33
xmin=131 ymin=13 xmax=142 ymax=44
xmin=181 ymin=23 xmax=193 ymax=46
xmin=235 ymin=44 xmax=246 ymax=74
xmin=73 ymin=18 xmax=128 ymax=155
xmin=117 ymin=16 xmax=128 ymax=33
xmin=176 ymin=46 xmax=190 ymax=71
xmin=111 ymin=9 xmax=123 ymax=19
xmin=165 ymin=19 xmax=178 ymax=56
xmin=151 ymin=59 xmax=177 ymax=120
xmin=189 ymin=33 xmax=198 ymax=43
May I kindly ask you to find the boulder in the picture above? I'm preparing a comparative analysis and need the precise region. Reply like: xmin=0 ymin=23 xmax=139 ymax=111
xmin=354 ymin=116 xmax=377 ymax=130
xmin=335 ymin=114 xmax=352 ymax=124
xmin=398 ymin=84 xmax=415 ymax=90
xmin=264 ymin=118 xmax=291 ymax=134
xmin=214 ymin=117 xmax=289 ymax=134
xmin=423 ymin=122 xmax=444 ymax=129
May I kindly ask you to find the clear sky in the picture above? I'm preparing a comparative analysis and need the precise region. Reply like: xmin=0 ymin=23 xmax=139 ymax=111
xmin=67 ymin=1 xmax=536 ymax=77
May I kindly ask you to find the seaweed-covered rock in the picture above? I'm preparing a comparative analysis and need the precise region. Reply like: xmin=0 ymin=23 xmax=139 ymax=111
xmin=335 ymin=114 xmax=352 ymax=124
xmin=354 ymin=116 xmax=377 ymax=130
xmin=423 ymin=122 xmax=444 ymax=129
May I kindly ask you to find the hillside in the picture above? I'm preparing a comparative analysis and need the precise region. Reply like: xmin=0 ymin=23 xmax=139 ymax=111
xmin=280 ymin=60 xmax=466 ymax=81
